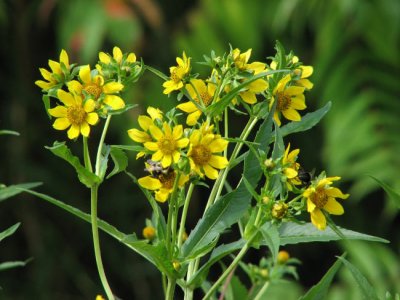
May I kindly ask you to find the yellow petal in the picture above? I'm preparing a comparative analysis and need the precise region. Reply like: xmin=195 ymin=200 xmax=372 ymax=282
xmin=291 ymin=97 xmax=306 ymax=110
xmin=172 ymin=125 xmax=183 ymax=139
xmin=172 ymin=151 xmax=180 ymax=163
xmin=138 ymin=176 xmax=162 ymax=190
xmin=103 ymin=82 xmax=124 ymax=94
xmin=39 ymin=68 xmax=52 ymax=81
xmin=113 ymin=46 xmax=123 ymax=63
xmin=144 ymin=142 xmax=159 ymax=151
xmin=240 ymin=91 xmax=257 ymax=104
xmin=187 ymin=111 xmax=202 ymax=126
xmin=48 ymin=60 xmax=61 ymax=74
xmin=273 ymin=112 xmax=282 ymax=127
xmin=284 ymin=168 xmax=298 ymax=179
xmin=80 ymin=122 xmax=90 ymax=137
xmin=324 ymin=198 xmax=344 ymax=215
xmin=152 ymin=150 xmax=163 ymax=161
xmin=86 ymin=113 xmax=99 ymax=125
xmin=48 ymin=106 xmax=67 ymax=117
xmin=99 ymin=52 xmax=111 ymax=64
xmin=35 ymin=80 xmax=52 ymax=90
xmin=147 ymin=107 xmax=163 ymax=120
xmin=282 ymin=108 xmax=301 ymax=122
xmin=127 ymin=129 xmax=150 ymax=143
xmin=176 ymin=138 xmax=189 ymax=148
xmin=310 ymin=209 xmax=326 ymax=230
xmin=84 ymin=99 xmax=96 ymax=112
xmin=138 ymin=115 xmax=153 ymax=131
xmin=300 ymin=66 xmax=313 ymax=78
xmin=104 ymin=95 xmax=125 ymax=110
xmin=149 ymin=125 xmax=163 ymax=140
xmin=203 ymin=164 xmax=218 ymax=180
xmin=177 ymin=101 xmax=197 ymax=113
xmin=208 ymin=138 xmax=228 ymax=153
xmin=53 ymin=117 xmax=70 ymax=130
xmin=286 ymin=86 xmax=305 ymax=96
xmin=59 ymin=49 xmax=69 ymax=68
xmin=79 ymin=65 xmax=92 ymax=84
xmin=326 ymin=187 xmax=349 ymax=199
xmin=306 ymin=198 xmax=316 ymax=212
xmin=248 ymin=79 xmax=268 ymax=92
xmin=208 ymin=155 xmax=228 ymax=169
xmin=57 ymin=90 xmax=75 ymax=106
xmin=127 ymin=53 xmax=136 ymax=63
xmin=67 ymin=124 xmax=80 ymax=139
xmin=67 ymin=80 xmax=83 ymax=94
xmin=161 ymin=155 xmax=172 ymax=167
xmin=155 ymin=189 xmax=170 ymax=203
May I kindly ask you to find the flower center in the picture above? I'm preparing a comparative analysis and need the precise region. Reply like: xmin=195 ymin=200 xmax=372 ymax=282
xmin=199 ymin=91 xmax=212 ymax=106
xmin=83 ymin=84 xmax=102 ymax=99
xmin=158 ymin=136 xmax=177 ymax=155
xmin=276 ymin=92 xmax=291 ymax=111
xmin=66 ymin=105 xmax=87 ymax=126
xmin=191 ymin=145 xmax=212 ymax=166
xmin=158 ymin=171 xmax=176 ymax=189
xmin=310 ymin=189 xmax=328 ymax=208
xmin=171 ymin=67 xmax=185 ymax=83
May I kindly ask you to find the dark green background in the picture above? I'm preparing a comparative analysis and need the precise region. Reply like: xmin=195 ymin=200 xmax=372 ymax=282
xmin=1 ymin=0 xmax=399 ymax=299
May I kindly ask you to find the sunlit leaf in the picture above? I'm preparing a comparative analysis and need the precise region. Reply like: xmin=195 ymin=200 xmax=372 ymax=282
xmin=0 ymin=223 xmax=20 ymax=242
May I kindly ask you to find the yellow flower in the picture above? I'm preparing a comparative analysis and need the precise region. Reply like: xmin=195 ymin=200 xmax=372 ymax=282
xmin=35 ymin=49 xmax=70 ymax=90
xmin=176 ymin=79 xmax=216 ymax=126
xmin=143 ymin=122 xmax=189 ymax=167
xmin=270 ymin=75 xmax=306 ymax=126
xmin=292 ymin=56 xmax=313 ymax=89
xmin=142 ymin=226 xmax=156 ymax=240
xmin=138 ymin=170 xmax=189 ymax=203
xmin=232 ymin=48 xmax=266 ymax=74
xmin=282 ymin=143 xmax=301 ymax=190
xmin=303 ymin=176 xmax=349 ymax=230
xmin=163 ymin=52 xmax=191 ymax=94
xmin=67 ymin=65 xmax=125 ymax=110
xmin=48 ymin=89 xmax=99 ymax=139
xmin=127 ymin=107 xmax=163 ymax=158
xmin=97 ymin=46 xmax=137 ymax=73
xmin=187 ymin=128 xmax=229 ymax=179
xmin=238 ymin=79 xmax=268 ymax=104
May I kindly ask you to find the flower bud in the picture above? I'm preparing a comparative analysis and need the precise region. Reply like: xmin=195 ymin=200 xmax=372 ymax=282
xmin=271 ymin=202 xmax=288 ymax=219
xmin=142 ymin=226 xmax=156 ymax=240
xmin=259 ymin=268 xmax=269 ymax=279
xmin=277 ymin=250 xmax=290 ymax=264
xmin=173 ymin=260 xmax=181 ymax=271
xmin=96 ymin=296 xmax=105 ymax=300
xmin=264 ymin=158 xmax=275 ymax=170
xmin=262 ymin=196 xmax=270 ymax=204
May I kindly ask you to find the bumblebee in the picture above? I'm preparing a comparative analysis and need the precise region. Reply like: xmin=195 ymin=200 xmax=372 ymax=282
xmin=144 ymin=159 xmax=170 ymax=177
xmin=297 ymin=168 xmax=314 ymax=187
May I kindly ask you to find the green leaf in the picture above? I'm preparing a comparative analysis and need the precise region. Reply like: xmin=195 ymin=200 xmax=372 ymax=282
xmin=0 ymin=258 xmax=32 ymax=272
xmin=279 ymin=222 xmax=388 ymax=245
xmin=107 ymin=147 xmax=128 ymax=179
xmin=182 ymin=113 xmax=274 ymax=259
xmin=20 ymin=188 xmax=176 ymax=276
xmin=110 ymin=145 xmax=145 ymax=152
xmin=42 ymin=94 xmax=51 ymax=118
xmin=207 ymin=69 xmax=289 ymax=118
xmin=0 ymin=182 xmax=42 ymax=202
xmin=259 ymin=222 xmax=280 ymax=263
xmin=122 ymin=235 xmax=177 ymax=278
xmin=45 ymin=141 xmax=100 ymax=188
xmin=0 ymin=130 xmax=19 ymax=136
xmin=224 ymin=275 xmax=248 ymax=300
xmin=0 ymin=223 xmax=20 ymax=242
xmin=279 ymin=101 xmax=332 ymax=138
xmin=368 ymin=175 xmax=400 ymax=209
xmin=107 ymin=104 xmax=138 ymax=115
xmin=299 ymin=254 xmax=344 ymax=300
xmin=337 ymin=256 xmax=380 ymax=300
xmin=188 ymin=239 xmax=246 ymax=287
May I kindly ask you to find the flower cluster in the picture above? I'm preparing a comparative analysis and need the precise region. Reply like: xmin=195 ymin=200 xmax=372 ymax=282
xmin=36 ymin=47 xmax=142 ymax=139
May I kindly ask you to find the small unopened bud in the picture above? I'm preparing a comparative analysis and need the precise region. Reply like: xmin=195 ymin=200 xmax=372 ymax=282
xmin=181 ymin=231 xmax=188 ymax=242
xmin=271 ymin=202 xmax=288 ymax=219
xmin=173 ymin=260 xmax=181 ymax=271
xmin=277 ymin=250 xmax=290 ymax=264
xmin=142 ymin=226 xmax=156 ymax=240
xmin=264 ymin=158 xmax=275 ymax=170
xmin=262 ymin=196 xmax=270 ymax=204
xmin=259 ymin=268 xmax=269 ymax=279
xmin=96 ymin=295 xmax=105 ymax=300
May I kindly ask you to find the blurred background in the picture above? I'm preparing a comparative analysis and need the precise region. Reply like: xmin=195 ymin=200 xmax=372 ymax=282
xmin=0 ymin=0 xmax=399 ymax=299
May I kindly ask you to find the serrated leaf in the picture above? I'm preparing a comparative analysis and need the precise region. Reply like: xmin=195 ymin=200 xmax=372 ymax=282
xmin=188 ymin=239 xmax=246 ymax=287
xmin=182 ymin=113 xmax=274 ymax=259
xmin=107 ymin=147 xmax=128 ymax=179
xmin=0 ymin=223 xmax=20 ymax=242
xmin=0 ymin=182 xmax=42 ymax=202
xmin=337 ymin=256 xmax=380 ymax=300
xmin=20 ymin=188 xmax=175 ymax=276
xmin=368 ymin=175 xmax=400 ymax=209
xmin=299 ymin=254 xmax=344 ymax=300
xmin=279 ymin=101 xmax=331 ymax=138
xmin=279 ymin=222 xmax=388 ymax=245
xmin=259 ymin=222 xmax=280 ymax=263
xmin=46 ymin=141 xmax=100 ymax=188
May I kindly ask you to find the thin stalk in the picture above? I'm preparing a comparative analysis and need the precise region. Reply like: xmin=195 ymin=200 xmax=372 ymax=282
xmin=91 ymin=185 xmax=114 ymax=300
xmin=166 ymin=278 xmax=176 ymax=300
xmin=253 ymin=281 xmax=270 ymax=300
xmin=83 ymin=136 xmax=93 ymax=172
xmin=178 ymin=183 xmax=195 ymax=247
xmin=95 ymin=115 xmax=112 ymax=176
xmin=165 ymin=172 xmax=181 ymax=253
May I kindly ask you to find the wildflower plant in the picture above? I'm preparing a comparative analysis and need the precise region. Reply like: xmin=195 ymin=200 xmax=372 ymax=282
xmin=30 ymin=43 xmax=388 ymax=299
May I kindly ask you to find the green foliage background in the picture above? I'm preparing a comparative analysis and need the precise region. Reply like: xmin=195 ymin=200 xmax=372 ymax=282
xmin=0 ymin=0 xmax=399 ymax=299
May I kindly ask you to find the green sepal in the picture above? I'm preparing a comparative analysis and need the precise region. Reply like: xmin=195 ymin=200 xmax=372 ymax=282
xmin=0 ymin=182 xmax=42 ymax=202
xmin=45 ymin=141 xmax=101 ymax=188
xmin=106 ymin=146 xmax=128 ymax=179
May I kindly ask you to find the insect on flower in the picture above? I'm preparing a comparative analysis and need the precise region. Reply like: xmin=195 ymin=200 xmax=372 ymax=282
xmin=144 ymin=159 xmax=170 ymax=177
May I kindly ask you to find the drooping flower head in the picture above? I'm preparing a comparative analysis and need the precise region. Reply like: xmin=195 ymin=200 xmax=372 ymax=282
xmin=35 ymin=49 xmax=71 ymax=90
xmin=163 ymin=52 xmax=191 ymax=94
xmin=187 ymin=126 xmax=229 ymax=179
xmin=270 ymin=75 xmax=306 ymax=126
xmin=67 ymin=65 xmax=125 ymax=111
xmin=143 ymin=122 xmax=189 ymax=167
xmin=177 ymin=79 xmax=216 ymax=126
xmin=48 ymin=89 xmax=99 ymax=139
xmin=303 ymin=175 xmax=349 ymax=230
xmin=138 ymin=168 xmax=189 ymax=203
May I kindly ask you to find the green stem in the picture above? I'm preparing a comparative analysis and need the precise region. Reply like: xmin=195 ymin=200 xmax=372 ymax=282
xmin=82 ymin=136 xmax=93 ymax=172
xmin=178 ymin=183 xmax=195 ymax=248
xmin=253 ymin=281 xmax=270 ymax=300
xmin=165 ymin=172 xmax=181 ymax=253
xmin=166 ymin=278 xmax=176 ymax=300
xmin=91 ymin=185 xmax=114 ymax=300
xmin=95 ymin=115 xmax=112 ymax=176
